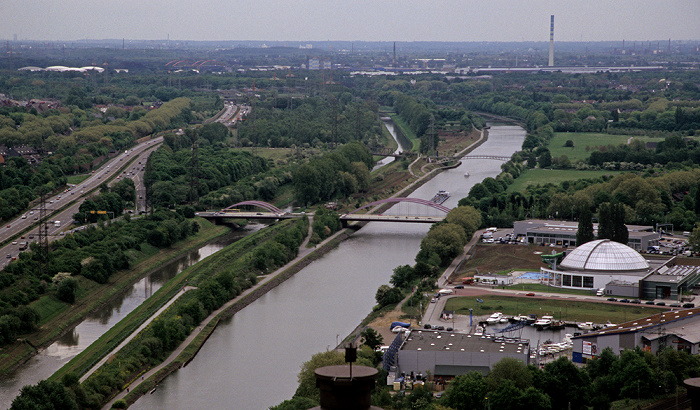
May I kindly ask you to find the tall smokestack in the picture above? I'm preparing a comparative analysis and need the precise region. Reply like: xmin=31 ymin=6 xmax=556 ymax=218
xmin=548 ymin=15 xmax=555 ymax=67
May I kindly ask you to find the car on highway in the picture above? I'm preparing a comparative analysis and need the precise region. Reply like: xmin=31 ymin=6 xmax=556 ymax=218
xmin=21 ymin=214 xmax=27 ymax=219
xmin=12 ymin=241 xmax=17 ymax=245
xmin=6 ymin=254 xmax=11 ymax=259
xmin=6 ymin=225 xmax=10 ymax=228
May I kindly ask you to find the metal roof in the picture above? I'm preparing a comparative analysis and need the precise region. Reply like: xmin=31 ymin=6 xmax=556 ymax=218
xmin=560 ymin=239 xmax=650 ymax=272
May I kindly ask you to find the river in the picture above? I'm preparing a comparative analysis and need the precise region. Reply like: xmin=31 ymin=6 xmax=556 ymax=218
xmin=0 ymin=228 xmax=260 ymax=409
xmin=131 ymin=124 xmax=525 ymax=410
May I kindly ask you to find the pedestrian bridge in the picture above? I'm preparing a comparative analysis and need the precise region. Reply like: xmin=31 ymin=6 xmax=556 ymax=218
xmin=196 ymin=198 xmax=450 ymax=224
xmin=462 ymin=155 xmax=511 ymax=161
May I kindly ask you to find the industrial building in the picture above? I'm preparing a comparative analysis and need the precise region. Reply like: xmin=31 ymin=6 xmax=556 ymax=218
xmin=572 ymin=308 xmax=700 ymax=363
xmin=387 ymin=330 xmax=529 ymax=378
xmin=513 ymin=219 xmax=660 ymax=251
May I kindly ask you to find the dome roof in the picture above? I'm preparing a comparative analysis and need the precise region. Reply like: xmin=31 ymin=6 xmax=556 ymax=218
xmin=559 ymin=239 xmax=649 ymax=272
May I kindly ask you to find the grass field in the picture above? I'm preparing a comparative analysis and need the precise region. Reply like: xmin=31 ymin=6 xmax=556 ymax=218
xmin=507 ymin=169 xmax=622 ymax=192
xmin=548 ymin=132 xmax=659 ymax=162
xmin=66 ymin=174 xmax=90 ymax=185
xmin=445 ymin=295 xmax=659 ymax=324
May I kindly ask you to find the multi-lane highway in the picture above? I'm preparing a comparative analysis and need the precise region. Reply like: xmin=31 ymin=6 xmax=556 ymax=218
xmin=214 ymin=103 xmax=249 ymax=126
xmin=0 ymin=136 xmax=163 ymax=269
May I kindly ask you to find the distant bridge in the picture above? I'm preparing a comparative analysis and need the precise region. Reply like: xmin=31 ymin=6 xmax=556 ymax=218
xmin=197 ymin=198 xmax=450 ymax=225
xmin=369 ymin=148 xmax=418 ymax=158
xmin=462 ymin=155 xmax=511 ymax=161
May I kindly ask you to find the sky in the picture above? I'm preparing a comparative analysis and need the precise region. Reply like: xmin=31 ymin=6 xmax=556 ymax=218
xmin=1 ymin=0 xmax=698 ymax=43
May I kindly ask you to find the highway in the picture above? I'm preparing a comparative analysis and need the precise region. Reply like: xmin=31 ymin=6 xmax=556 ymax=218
xmin=0 ymin=137 xmax=163 ymax=269
xmin=214 ymin=102 xmax=249 ymax=127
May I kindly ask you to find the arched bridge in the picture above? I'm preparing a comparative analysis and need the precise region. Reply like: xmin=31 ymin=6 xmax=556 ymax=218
xmin=462 ymin=155 xmax=511 ymax=161
xmin=340 ymin=197 xmax=449 ymax=225
xmin=196 ymin=198 xmax=450 ymax=225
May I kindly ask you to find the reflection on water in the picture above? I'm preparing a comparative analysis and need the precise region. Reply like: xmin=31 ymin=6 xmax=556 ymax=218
xmin=0 ymin=226 xmax=259 ymax=409
xmin=56 ymin=328 xmax=79 ymax=347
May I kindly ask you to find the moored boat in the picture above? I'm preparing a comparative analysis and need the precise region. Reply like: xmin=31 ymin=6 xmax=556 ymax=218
xmin=486 ymin=312 xmax=503 ymax=325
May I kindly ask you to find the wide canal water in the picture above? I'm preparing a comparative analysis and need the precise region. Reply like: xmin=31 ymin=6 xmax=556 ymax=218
xmin=0 ymin=228 xmax=260 ymax=409
xmin=132 ymin=124 xmax=525 ymax=410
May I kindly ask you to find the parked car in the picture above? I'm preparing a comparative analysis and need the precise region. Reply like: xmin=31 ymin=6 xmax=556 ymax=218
xmin=526 ymin=292 xmax=535 ymax=297
xmin=682 ymin=303 xmax=695 ymax=308
xmin=607 ymin=297 xmax=617 ymax=302
xmin=645 ymin=301 xmax=655 ymax=305
xmin=670 ymin=303 xmax=682 ymax=308
xmin=620 ymin=299 xmax=631 ymax=303
xmin=656 ymin=302 xmax=666 ymax=306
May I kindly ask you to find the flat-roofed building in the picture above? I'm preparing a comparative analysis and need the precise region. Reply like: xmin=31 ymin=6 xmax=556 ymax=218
xmin=395 ymin=330 xmax=530 ymax=377
xmin=513 ymin=219 xmax=659 ymax=250
xmin=572 ymin=308 xmax=700 ymax=363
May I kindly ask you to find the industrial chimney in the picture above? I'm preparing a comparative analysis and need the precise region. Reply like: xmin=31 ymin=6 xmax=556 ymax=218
xmin=548 ymin=15 xmax=555 ymax=67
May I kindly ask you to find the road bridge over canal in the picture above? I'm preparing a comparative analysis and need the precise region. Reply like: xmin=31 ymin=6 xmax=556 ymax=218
xmin=196 ymin=198 xmax=450 ymax=225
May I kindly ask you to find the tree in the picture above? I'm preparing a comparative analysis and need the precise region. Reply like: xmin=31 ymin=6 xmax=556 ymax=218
xmin=689 ymin=224 xmax=700 ymax=253
xmin=375 ymin=285 xmax=402 ymax=307
xmin=390 ymin=265 xmax=415 ymax=289
xmin=538 ymin=150 xmax=552 ymax=168
xmin=597 ymin=203 xmax=614 ymax=241
xmin=611 ymin=203 xmax=629 ymax=244
xmin=576 ymin=207 xmax=595 ymax=245
xmin=537 ymin=357 xmax=591 ymax=410
xmin=418 ymin=223 xmax=467 ymax=265
xmin=360 ymin=328 xmax=383 ymax=351
xmin=57 ymin=277 xmax=78 ymax=304
xmin=11 ymin=379 xmax=78 ymax=410
xmin=486 ymin=357 xmax=533 ymax=391
xmin=445 ymin=206 xmax=482 ymax=238
xmin=443 ymin=372 xmax=487 ymax=410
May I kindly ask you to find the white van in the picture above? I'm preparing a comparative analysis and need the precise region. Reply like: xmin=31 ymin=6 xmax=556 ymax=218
xmin=54 ymin=220 xmax=61 ymax=227
xmin=596 ymin=288 xmax=605 ymax=296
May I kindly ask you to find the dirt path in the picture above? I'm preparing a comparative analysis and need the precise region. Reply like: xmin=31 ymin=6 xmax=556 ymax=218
xmin=80 ymin=286 xmax=196 ymax=383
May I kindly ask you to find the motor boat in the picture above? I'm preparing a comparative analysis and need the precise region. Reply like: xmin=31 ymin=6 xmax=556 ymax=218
xmin=486 ymin=312 xmax=503 ymax=325
xmin=533 ymin=315 xmax=554 ymax=329
xmin=577 ymin=322 xmax=595 ymax=331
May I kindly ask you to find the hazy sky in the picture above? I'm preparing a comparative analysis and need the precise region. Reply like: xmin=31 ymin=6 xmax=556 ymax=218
xmin=1 ymin=0 xmax=698 ymax=43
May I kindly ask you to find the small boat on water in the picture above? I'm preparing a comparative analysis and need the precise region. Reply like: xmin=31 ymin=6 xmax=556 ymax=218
xmin=486 ymin=312 xmax=503 ymax=325
xmin=464 ymin=172 xmax=470 ymax=177
xmin=533 ymin=315 xmax=554 ymax=329
xmin=577 ymin=321 xmax=595 ymax=330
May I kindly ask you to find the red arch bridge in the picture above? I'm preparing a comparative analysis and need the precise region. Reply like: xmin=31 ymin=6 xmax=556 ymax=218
xmin=195 ymin=198 xmax=449 ymax=224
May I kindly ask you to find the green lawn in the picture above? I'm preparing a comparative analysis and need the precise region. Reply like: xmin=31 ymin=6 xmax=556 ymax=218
xmin=548 ymin=132 xmax=660 ymax=162
xmin=66 ymin=174 xmax=90 ymax=185
xmin=507 ymin=169 xmax=622 ymax=192
xmin=445 ymin=295 xmax=659 ymax=324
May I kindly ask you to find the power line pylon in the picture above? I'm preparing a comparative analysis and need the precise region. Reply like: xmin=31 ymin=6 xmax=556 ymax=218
xmin=37 ymin=194 xmax=50 ymax=276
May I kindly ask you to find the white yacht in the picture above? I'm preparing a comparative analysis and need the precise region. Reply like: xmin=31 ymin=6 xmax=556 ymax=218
xmin=486 ymin=312 xmax=503 ymax=325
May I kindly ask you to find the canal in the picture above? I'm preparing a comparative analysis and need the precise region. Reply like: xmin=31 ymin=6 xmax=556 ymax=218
xmin=131 ymin=124 xmax=525 ymax=409
xmin=0 ymin=228 xmax=260 ymax=409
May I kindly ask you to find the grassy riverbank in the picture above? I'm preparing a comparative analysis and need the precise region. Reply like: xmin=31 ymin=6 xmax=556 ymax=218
xmin=0 ymin=218 xmax=228 ymax=377
xmin=446 ymin=295 xmax=660 ymax=324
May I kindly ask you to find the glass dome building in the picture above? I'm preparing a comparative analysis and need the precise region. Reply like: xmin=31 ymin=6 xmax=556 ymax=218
xmin=541 ymin=239 xmax=653 ymax=291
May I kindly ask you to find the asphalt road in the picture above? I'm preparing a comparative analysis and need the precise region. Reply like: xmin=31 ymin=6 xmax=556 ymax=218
xmin=0 ymin=137 xmax=163 ymax=269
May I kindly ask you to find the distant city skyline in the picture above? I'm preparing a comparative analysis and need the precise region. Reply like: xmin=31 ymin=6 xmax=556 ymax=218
xmin=0 ymin=0 xmax=698 ymax=43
